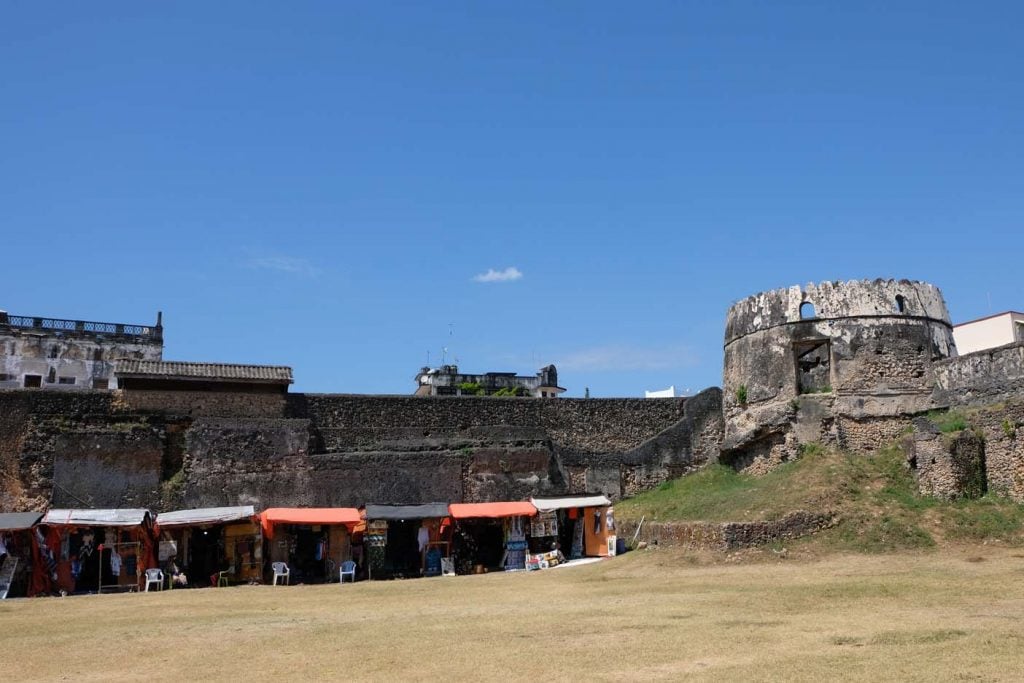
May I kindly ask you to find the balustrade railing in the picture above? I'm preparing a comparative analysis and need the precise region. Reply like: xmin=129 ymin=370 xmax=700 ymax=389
xmin=0 ymin=313 xmax=161 ymax=341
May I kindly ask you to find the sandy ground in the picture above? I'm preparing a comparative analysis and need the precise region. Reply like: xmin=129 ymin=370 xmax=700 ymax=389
xmin=3 ymin=547 xmax=1024 ymax=682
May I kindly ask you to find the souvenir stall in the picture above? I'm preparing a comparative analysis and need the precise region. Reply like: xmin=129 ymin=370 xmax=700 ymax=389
xmin=529 ymin=495 xmax=615 ymax=562
xmin=259 ymin=508 xmax=360 ymax=584
xmin=155 ymin=506 xmax=260 ymax=587
xmin=37 ymin=509 xmax=156 ymax=594
xmin=448 ymin=502 xmax=536 ymax=574
xmin=362 ymin=503 xmax=451 ymax=579
xmin=0 ymin=512 xmax=43 ymax=599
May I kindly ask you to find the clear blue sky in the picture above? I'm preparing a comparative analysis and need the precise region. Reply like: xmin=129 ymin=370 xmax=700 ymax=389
xmin=3 ymin=3 xmax=1021 ymax=396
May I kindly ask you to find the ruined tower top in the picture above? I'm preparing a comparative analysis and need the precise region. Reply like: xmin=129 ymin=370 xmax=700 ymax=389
xmin=725 ymin=279 xmax=952 ymax=347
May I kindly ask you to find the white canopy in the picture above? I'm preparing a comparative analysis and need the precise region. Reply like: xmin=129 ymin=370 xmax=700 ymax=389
xmin=156 ymin=506 xmax=255 ymax=528
xmin=529 ymin=495 xmax=612 ymax=512
xmin=42 ymin=509 xmax=151 ymax=527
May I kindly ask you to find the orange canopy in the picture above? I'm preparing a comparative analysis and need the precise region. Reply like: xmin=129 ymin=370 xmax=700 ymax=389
xmin=449 ymin=502 xmax=537 ymax=519
xmin=260 ymin=507 xmax=361 ymax=537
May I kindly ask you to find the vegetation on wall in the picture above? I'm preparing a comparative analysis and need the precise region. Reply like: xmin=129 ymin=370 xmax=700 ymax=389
xmin=457 ymin=382 xmax=486 ymax=396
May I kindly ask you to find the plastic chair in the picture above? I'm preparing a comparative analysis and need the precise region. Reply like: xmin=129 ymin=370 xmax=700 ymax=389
xmin=216 ymin=570 xmax=230 ymax=587
xmin=271 ymin=562 xmax=290 ymax=586
xmin=144 ymin=568 xmax=164 ymax=592
xmin=339 ymin=560 xmax=356 ymax=584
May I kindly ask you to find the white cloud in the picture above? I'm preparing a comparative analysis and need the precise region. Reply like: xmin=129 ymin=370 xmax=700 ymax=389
xmin=472 ymin=266 xmax=523 ymax=283
xmin=246 ymin=255 xmax=321 ymax=277
xmin=554 ymin=343 xmax=699 ymax=372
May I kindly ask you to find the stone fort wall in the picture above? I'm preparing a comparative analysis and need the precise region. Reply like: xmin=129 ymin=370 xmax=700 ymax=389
xmin=0 ymin=387 xmax=723 ymax=512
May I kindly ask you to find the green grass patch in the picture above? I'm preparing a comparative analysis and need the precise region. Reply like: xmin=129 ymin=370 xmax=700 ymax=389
xmin=619 ymin=440 xmax=1024 ymax=552
xmin=941 ymin=497 xmax=1024 ymax=543
xmin=926 ymin=409 xmax=969 ymax=433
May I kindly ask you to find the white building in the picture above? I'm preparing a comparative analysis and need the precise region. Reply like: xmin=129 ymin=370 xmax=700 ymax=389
xmin=645 ymin=385 xmax=684 ymax=398
xmin=953 ymin=311 xmax=1024 ymax=355
xmin=0 ymin=309 xmax=163 ymax=390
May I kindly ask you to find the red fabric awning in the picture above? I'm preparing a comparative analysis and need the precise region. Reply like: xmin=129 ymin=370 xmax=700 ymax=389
xmin=449 ymin=502 xmax=537 ymax=519
xmin=260 ymin=508 xmax=362 ymax=537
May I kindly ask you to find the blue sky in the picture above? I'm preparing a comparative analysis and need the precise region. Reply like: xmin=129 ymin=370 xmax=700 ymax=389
xmin=2 ymin=2 xmax=1021 ymax=396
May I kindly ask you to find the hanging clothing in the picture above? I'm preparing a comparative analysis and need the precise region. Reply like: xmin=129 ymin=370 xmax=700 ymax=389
xmin=110 ymin=550 xmax=122 ymax=577
xmin=417 ymin=525 xmax=430 ymax=552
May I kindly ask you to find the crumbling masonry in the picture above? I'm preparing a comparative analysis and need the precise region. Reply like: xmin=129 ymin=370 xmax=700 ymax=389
xmin=2 ymin=278 xmax=1024 ymax=513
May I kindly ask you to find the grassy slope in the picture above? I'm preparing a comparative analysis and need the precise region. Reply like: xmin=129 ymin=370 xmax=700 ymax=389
xmin=616 ymin=445 xmax=1024 ymax=552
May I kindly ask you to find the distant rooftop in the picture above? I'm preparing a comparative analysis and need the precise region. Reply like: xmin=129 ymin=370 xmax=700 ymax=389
xmin=115 ymin=359 xmax=293 ymax=384
xmin=0 ymin=310 xmax=162 ymax=343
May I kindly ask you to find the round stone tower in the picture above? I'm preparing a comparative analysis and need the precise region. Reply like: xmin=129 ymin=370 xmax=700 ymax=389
xmin=721 ymin=279 xmax=956 ymax=472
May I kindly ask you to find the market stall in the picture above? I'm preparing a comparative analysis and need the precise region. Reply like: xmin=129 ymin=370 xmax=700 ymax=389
xmin=260 ymin=508 xmax=360 ymax=584
xmin=0 ymin=512 xmax=42 ymax=599
xmin=528 ymin=495 xmax=615 ymax=561
xmin=362 ymin=503 xmax=451 ymax=579
xmin=37 ymin=509 xmax=156 ymax=594
xmin=448 ymin=502 xmax=536 ymax=574
xmin=155 ymin=506 xmax=260 ymax=587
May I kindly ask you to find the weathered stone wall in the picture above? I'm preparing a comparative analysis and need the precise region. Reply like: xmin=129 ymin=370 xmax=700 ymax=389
xmin=285 ymin=394 xmax=691 ymax=455
xmin=906 ymin=418 xmax=987 ymax=499
xmin=0 ymin=387 xmax=722 ymax=512
xmin=832 ymin=416 xmax=913 ymax=453
xmin=933 ymin=342 xmax=1024 ymax=408
xmin=973 ymin=402 xmax=1024 ymax=501
xmin=120 ymin=389 xmax=287 ymax=418
xmin=616 ymin=511 xmax=834 ymax=550
xmin=0 ymin=390 xmax=118 ymax=510
xmin=722 ymin=279 xmax=955 ymax=471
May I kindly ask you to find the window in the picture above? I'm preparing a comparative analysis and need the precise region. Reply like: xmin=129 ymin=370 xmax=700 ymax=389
xmin=24 ymin=375 xmax=42 ymax=388
xmin=58 ymin=376 xmax=76 ymax=385
xmin=799 ymin=301 xmax=816 ymax=320
xmin=92 ymin=378 xmax=109 ymax=390
xmin=1016 ymin=321 xmax=1024 ymax=343
xmin=895 ymin=295 xmax=906 ymax=314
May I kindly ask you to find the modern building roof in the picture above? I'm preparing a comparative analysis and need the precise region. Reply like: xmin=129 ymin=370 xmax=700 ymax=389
xmin=115 ymin=359 xmax=293 ymax=384
xmin=449 ymin=502 xmax=537 ymax=519
xmin=953 ymin=311 xmax=1024 ymax=327
xmin=530 ymin=495 xmax=612 ymax=512
xmin=42 ymin=509 xmax=151 ymax=527
xmin=0 ymin=512 xmax=43 ymax=531
xmin=156 ymin=506 xmax=256 ymax=528
xmin=364 ymin=503 xmax=450 ymax=520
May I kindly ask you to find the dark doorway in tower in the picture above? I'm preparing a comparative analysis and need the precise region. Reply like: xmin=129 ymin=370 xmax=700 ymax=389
xmin=794 ymin=340 xmax=831 ymax=394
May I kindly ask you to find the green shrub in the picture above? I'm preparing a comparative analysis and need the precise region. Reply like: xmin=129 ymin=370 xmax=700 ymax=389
xmin=736 ymin=385 xmax=748 ymax=405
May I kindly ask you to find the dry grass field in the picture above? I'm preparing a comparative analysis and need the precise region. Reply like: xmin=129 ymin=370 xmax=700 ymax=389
xmin=3 ymin=546 xmax=1024 ymax=682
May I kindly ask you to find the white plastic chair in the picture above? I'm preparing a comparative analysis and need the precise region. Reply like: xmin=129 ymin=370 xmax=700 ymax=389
xmin=271 ymin=562 xmax=290 ymax=585
xmin=339 ymin=560 xmax=356 ymax=584
xmin=144 ymin=568 xmax=164 ymax=592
